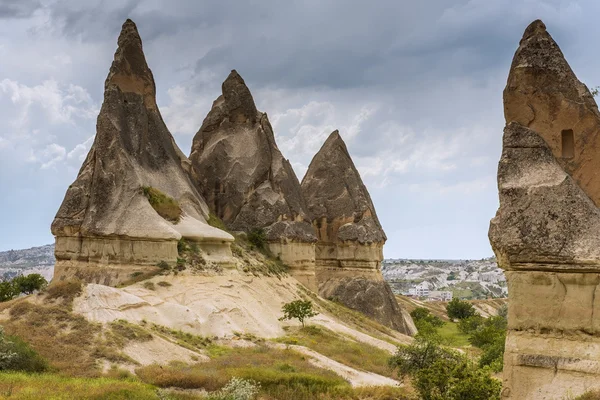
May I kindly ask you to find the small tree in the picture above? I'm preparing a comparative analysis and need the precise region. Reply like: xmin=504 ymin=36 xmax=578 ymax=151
xmin=13 ymin=274 xmax=47 ymax=295
xmin=446 ymin=298 xmax=477 ymax=321
xmin=279 ymin=300 xmax=318 ymax=327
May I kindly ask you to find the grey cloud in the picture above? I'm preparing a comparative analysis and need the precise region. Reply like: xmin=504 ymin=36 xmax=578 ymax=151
xmin=0 ymin=0 xmax=41 ymax=19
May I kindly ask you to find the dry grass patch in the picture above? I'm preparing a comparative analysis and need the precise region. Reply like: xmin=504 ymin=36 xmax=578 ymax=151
xmin=137 ymin=344 xmax=410 ymax=400
xmin=149 ymin=324 xmax=212 ymax=351
xmin=276 ymin=325 xmax=395 ymax=378
xmin=45 ymin=279 xmax=83 ymax=305
xmin=2 ymin=297 xmax=137 ymax=376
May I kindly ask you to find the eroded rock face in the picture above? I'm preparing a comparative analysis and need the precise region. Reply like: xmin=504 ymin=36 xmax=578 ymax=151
xmin=301 ymin=130 xmax=386 ymax=274
xmin=491 ymin=122 xmax=600 ymax=399
xmin=302 ymin=131 xmax=413 ymax=334
xmin=504 ymin=19 xmax=600 ymax=206
xmin=51 ymin=19 xmax=233 ymax=285
xmin=189 ymin=70 xmax=317 ymax=287
xmin=320 ymin=277 xmax=417 ymax=335
xmin=491 ymin=22 xmax=600 ymax=397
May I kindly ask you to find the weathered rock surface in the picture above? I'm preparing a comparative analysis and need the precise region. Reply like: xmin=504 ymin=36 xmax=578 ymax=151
xmin=51 ymin=19 xmax=233 ymax=285
xmin=320 ymin=277 xmax=417 ymax=335
xmin=491 ymin=20 xmax=600 ymax=398
xmin=302 ymin=130 xmax=386 ymax=275
xmin=189 ymin=70 xmax=317 ymax=288
xmin=302 ymin=131 xmax=413 ymax=335
xmin=504 ymin=19 xmax=600 ymax=206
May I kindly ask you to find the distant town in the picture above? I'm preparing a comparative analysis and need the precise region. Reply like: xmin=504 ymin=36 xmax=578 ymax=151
xmin=382 ymin=257 xmax=506 ymax=301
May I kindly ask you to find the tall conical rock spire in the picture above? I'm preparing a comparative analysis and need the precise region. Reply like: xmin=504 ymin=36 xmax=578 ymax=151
xmin=301 ymin=130 xmax=386 ymax=244
xmin=490 ymin=20 xmax=600 ymax=399
xmin=189 ymin=70 xmax=316 ymax=242
xmin=301 ymin=131 xmax=415 ymax=335
xmin=51 ymin=19 xmax=233 ymax=285
xmin=189 ymin=70 xmax=317 ymax=288
xmin=504 ymin=19 xmax=600 ymax=206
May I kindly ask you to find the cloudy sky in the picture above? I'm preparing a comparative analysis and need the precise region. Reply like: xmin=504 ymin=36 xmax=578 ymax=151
xmin=0 ymin=0 xmax=598 ymax=258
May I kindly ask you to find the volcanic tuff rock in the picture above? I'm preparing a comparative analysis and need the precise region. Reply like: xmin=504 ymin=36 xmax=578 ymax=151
xmin=189 ymin=70 xmax=317 ymax=287
xmin=320 ymin=277 xmax=417 ymax=335
xmin=301 ymin=130 xmax=386 ymax=272
xmin=490 ymin=20 xmax=600 ymax=400
xmin=504 ymin=19 xmax=600 ymax=206
xmin=51 ymin=19 xmax=233 ymax=285
xmin=302 ymin=131 xmax=413 ymax=335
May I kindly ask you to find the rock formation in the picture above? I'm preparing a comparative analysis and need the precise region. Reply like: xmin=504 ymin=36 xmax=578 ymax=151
xmin=302 ymin=131 xmax=415 ymax=335
xmin=490 ymin=20 xmax=600 ymax=399
xmin=504 ymin=19 xmax=600 ymax=206
xmin=51 ymin=19 xmax=233 ymax=285
xmin=189 ymin=70 xmax=317 ymax=288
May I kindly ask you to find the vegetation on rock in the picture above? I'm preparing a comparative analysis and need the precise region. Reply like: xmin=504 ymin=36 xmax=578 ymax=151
xmin=141 ymin=186 xmax=182 ymax=223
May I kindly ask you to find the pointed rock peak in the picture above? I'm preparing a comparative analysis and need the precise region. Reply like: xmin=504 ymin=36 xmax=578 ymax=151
xmin=302 ymin=130 xmax=386 ymax=244
xmin=318 ymin=130 xmax=350 ymax=159
xmin=105 ymin=18 xmax=155 ymax=100
xmin=522 ymin=19 xmax=546 ymax=41
xmin=221 ymin=69 xmax=258 ymax=124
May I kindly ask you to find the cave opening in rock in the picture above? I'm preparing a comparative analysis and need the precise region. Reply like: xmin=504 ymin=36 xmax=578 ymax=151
xmin=561 ymin=129 xmax=574 ymax=158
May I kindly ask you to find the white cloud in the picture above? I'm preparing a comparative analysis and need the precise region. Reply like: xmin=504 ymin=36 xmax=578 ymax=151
xmin=160 ymin=85 xmax=213 ymax=136
xmin=0 ymin=78 xmax=97 ymax=129
xmin=39 ymin=143 xmax=66 ymax=169
xmin=67 ymin=136 xmax=94 ymax=162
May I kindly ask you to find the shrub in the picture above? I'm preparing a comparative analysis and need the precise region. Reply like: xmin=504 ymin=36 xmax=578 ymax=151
xmin=157 ymin=261 xmax=170 ymax=271
xmin=411 ymin=307 xmax=445 ymax=336
xmin=0 ymin=327 xmax=48 ymax=372
xmin=12 ymin=274 xmax=48 ymax=295
xmin=143 ymin=282 xmax=155 ymax=291
xmin=157 ymin=281 xmax=172 ymax=287
xmin=207 ymin=213 xmax=229 ymax=232
xmin=279 ymin=300 xmax=318 ymax=327
xmin=389 ymin=336 xmax=501 ymax=400
xmin=446 ymin=298 xmax=477 ymax=320
xmin=45 ymin=280 xmax=83 ymax=303
xmin=0 ymin=281 xmax=19 ymax=302
xmin=209 ymin=377 xmax=261 ymax=400
xmin=141 ymin=186 xmax=182 ymax=224
xmin=457 ymin=315 xmax=485 ymax=335
xmin=247 ymin=229 xmax=267 ymax=250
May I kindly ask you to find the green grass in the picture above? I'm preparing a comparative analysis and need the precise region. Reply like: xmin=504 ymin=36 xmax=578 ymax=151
xmin=0 ymin=372 xmax=160 ymax=400
xmin=275 ymin=325 xmax=396 ymax=378
xmin=141 ymin=186 xmax=182 ymax=224
xmin=437 ymin=322 xmax=470 ymax=347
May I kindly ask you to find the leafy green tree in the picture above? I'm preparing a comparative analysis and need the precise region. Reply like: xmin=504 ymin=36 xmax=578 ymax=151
xmin=389 ymin=336 xmax=501 ymax=400
xmin=411 ymin=307 xmax=445 ymax=336
xmin=446 ymin=298 xmax=477 ymax=320
xmin=458 ymin=315 xmax=485 ymax=335
xmin=0 ymin=281 xmax=18 ymax=302
xmin=12 ymin=274 xmax=47 ymax=295
xmin=279 ymin=300 xmax=318 ymax=327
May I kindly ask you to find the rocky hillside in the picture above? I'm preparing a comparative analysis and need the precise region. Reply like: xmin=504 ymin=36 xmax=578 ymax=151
xmin=0 ymin=244 xmax=54 ymax=281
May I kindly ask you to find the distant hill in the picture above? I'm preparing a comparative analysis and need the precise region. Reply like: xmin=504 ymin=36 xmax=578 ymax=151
xmin=0 ymin=244 xmax=54 ymax=281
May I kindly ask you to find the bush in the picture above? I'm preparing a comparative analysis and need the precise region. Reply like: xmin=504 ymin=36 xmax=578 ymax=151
xmin=389 ymin=336 xmax=501 ymax=400
xmin=208 ymin=377 xmax=261 ymax=400
xmin=0 ymin=281 xmax=19 ymax=302
xmin=411 ymin=307 xmax=445 ymax=336
xmin=446 ymin=298 xmax=477 ymax=320
xmin=279 ymin=300 xmax=318 ymax=327
xmin=12 ymin=274 xmax=47 ymax=295
xmin=457 ymin=315 xmax=485 ymax=335
xmin=141 ymin=186 xmax=182 ymax=223
xmin=0 ymin=327 xmax=48 ymax=372
xmin=247 ymin=229 xmax=267 ymax=250
xmin=45 ymin=280 xmax=83 ymax=303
